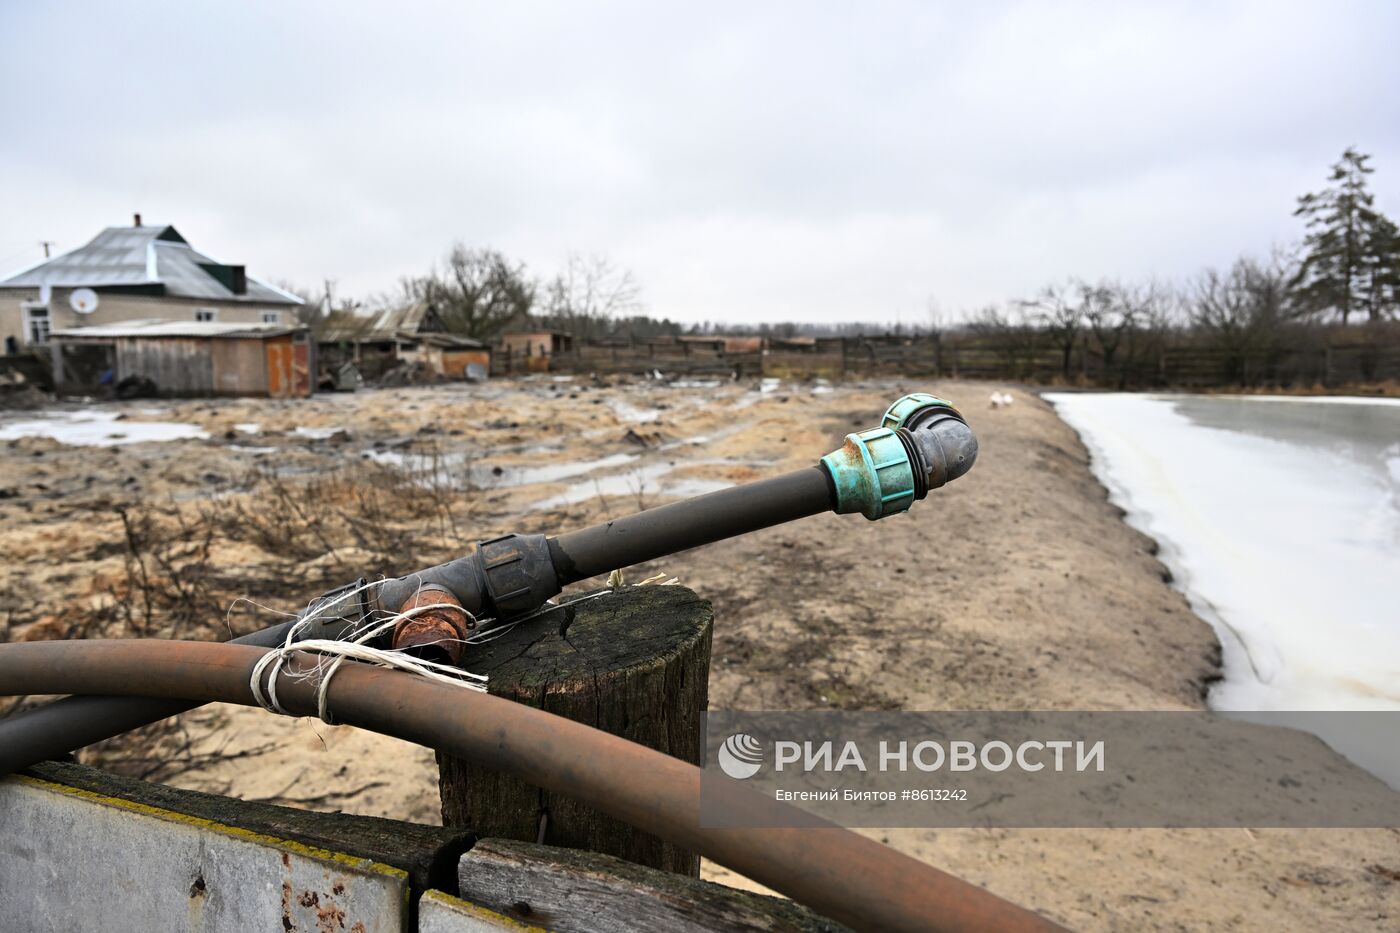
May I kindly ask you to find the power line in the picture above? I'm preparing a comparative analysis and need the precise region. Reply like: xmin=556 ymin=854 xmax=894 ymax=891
xmin=0 ymin=241 xmax=54 ymax=273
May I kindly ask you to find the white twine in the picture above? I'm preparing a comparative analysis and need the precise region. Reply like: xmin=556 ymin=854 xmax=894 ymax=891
xmin=247 ymin=569 xmax=681 ymax=724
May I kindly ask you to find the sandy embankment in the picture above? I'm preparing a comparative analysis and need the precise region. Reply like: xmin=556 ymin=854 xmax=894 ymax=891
xmin=1 ymin=379 xmax=1396 ymax=929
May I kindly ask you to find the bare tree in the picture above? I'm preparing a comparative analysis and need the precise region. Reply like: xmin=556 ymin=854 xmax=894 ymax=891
xmin=968 ymin=304 xmax=1040 ymax=379
xmin=405 ymin=245 xmax=535 ymax=339
xmin=1190 ymin=253 xmax=1295 ymax=384
xmin=1113 ymin=280 xmax=1181 ymax=388
xmin=540 ymin=253 xmax=642 ymax=340
xmin=1083 ymin=281 xmax=1132 ymax=378
xmin=1024 ymin=281 xmax=1104 ymax=381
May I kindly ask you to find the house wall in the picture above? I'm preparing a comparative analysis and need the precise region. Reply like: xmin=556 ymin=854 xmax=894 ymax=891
xmin=0 ymin=286 xmax=292 ymax=349
xmin=395 ymin=341 xmax=440 ymax=371
xmin=500 ymin=333 xmax=555 ymax=358
xmin=441 ymin=349 xmax=491 ymax=379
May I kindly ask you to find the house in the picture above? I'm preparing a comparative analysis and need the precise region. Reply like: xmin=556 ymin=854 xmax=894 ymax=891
xmin=50 ymin=320 xmax=313 ymax=398
xmin=0 ymin=216 xmax=303 ymax=354
xmin=317 ymin=302 xmax=490 ymax=380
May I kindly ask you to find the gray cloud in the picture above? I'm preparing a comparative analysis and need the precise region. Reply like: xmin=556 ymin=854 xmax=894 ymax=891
xmin=2 ymin=1 xmax=1397 ymax=324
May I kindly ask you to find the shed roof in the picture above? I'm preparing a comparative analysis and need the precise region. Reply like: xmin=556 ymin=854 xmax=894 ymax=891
xmin=0 ymin=225 xmax=302 ymax=305
xmin=318 ymin=303 xmax=483 ymax=347
xmin=319 ymin=303 xmax=430 ymax=342
xmin=51 ymin=320 xmax=303 ymax=340
xmin=418 ymin=333 xmax=487 ymax=348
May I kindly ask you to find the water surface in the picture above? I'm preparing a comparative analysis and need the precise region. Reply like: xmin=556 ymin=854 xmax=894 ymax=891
xmin=1045 ymin=393 xmax=1400 ymax=783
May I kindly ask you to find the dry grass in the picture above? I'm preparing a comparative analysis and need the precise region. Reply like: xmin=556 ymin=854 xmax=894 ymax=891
xmin=3 ymin=455 xmax=482 ymax=781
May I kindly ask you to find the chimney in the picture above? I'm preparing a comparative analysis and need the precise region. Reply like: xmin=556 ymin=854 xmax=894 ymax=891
xmin=133 ymin=213 xmax=142 ymax=227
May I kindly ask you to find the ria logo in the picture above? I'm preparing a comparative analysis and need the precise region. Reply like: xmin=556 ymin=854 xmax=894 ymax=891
xmin=717 ymin=733 xmax=765 ymax=779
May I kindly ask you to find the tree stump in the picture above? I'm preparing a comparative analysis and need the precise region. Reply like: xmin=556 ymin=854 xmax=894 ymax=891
xmin=440 ymin=584 xmax=713 ymax=877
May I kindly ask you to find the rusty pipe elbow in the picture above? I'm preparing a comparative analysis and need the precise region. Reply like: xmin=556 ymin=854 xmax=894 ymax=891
xmin=390 ymin=585 xmax=473 ymax=666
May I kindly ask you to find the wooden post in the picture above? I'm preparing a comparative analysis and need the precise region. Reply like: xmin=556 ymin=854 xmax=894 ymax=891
xmin=441 ymin=585 xmax=713 ymax=877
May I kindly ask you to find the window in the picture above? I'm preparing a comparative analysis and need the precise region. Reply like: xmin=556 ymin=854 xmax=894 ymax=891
xmin=261 ymin=311 xmax=281 ymax=325
xmin=195 ymin=308 xmax=218 ymax=322
xmin=23 ymin=305 xmax=50 ymax=345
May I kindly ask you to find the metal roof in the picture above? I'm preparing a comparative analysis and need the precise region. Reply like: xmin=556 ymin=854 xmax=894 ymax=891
xmin=51 ymin=320 xmax=304 ymax=340
xmin=318 ymin=303 xmax=431 ymax=341
xmin=318 ymin=303 xmax=483 ymax=347
xmin=0 ymin=225 xmax=302 ymax=305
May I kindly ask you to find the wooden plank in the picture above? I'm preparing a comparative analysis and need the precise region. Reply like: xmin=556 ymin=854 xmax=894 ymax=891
xmin=455 ymin=839 xmax=849 ymax=933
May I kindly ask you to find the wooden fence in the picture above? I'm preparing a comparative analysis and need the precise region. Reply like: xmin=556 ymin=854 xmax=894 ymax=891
xmin=492 ymin=331 xmax=1400 ymax=390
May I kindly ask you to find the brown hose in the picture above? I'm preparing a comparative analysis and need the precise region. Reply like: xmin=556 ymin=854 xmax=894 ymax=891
xmin=0 ymin=640 xmax=1065 ymax=933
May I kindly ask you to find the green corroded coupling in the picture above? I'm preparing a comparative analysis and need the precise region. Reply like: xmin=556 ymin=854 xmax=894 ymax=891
xmin=822 ymin=393 xmax=975 ymax=520
xmin=881 ymin=392 xmax=956 ymax=431
xmin=821 ymin=426 xmax=918 ymax=521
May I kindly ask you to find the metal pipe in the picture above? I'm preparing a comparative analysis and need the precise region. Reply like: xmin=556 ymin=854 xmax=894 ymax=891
xmin=0 ymin=582 xmax=367 ymax=777
xmin=0 ymin=639 xmax=1063 ymax=933
xmin=549 ymin=467 xmax=833 ymax=584
xmin=0 ymin=619 xmax=294 ymax=777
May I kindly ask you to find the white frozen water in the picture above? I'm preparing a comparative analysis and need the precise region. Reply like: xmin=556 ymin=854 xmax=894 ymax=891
xmin=606 ymin=398 xmax=662 ymax=424
xmin=1226 ymin=394 xmax=1400 ymax=408
xmin=0 ymin=410 xmax=209 ymax=446
xmin=663 ymin=477 xmax=735 ymax=498
xmin=1045 ymin=392 xmax=1400 ymax=783
xmin=293 ymin=426 xmax=346 ymax=440
xmin=531 ymin=464 xmax=736 ymax=511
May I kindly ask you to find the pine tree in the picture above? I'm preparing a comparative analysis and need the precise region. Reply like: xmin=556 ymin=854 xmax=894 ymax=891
xmin=1291 ymin=148 xmax=1381 ymax=324
xmin=1363 ymin=214 xmax=1400 ymax=321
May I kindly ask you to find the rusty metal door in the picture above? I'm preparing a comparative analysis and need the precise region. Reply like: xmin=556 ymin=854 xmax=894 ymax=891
xmin=291 ymin=333 xmax=311 ymax=396
xmin=266 ymin=339 xmax=289 ymax=397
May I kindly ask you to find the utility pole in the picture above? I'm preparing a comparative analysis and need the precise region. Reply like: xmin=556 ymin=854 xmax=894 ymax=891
xmin=39 ymin=241 xmax=54 ymax=258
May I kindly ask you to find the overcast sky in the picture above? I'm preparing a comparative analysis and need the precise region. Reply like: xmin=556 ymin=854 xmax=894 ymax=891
xmin=2 ymin=2 xmax=1397 ymax=325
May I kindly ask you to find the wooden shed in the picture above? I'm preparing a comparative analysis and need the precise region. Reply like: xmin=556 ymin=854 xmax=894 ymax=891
xmin=50 ymin=320 xmax=314 ymax=398
xmin=499 ymin=329 xmax=575 ymax=359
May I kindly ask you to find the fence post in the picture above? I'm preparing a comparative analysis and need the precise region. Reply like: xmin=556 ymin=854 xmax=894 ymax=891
xmin=438 ymin=585 xmax=713 ymax=877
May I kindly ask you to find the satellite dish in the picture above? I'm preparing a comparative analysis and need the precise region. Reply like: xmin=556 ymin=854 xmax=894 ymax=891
xmin=70 ymin=288 xmax=99 ymax=314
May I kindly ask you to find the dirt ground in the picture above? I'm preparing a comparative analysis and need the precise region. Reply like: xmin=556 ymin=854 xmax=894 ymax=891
xmin=1 ymin=376 xmax=1396 ymax=930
